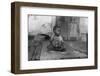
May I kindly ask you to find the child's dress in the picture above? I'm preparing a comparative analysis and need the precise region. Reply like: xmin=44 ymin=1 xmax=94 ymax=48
xmin=47 ymin=34 xmax=65 ymax=52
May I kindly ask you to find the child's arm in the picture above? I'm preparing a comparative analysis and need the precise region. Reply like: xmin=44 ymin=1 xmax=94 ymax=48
xmin=59 ymin=36 xmax=64 ymax=42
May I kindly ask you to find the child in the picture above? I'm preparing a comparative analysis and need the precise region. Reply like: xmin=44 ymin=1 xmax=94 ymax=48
xmin=47 ymin=26 xmax=66 ymax=52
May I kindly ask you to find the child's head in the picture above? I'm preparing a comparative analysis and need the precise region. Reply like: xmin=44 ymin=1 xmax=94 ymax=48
xmin=53 ymin=26 xmax=61 ymax=36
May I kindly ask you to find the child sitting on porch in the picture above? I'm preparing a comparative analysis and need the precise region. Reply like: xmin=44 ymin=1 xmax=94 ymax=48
xmin=47 ymin=25 xmax=66 ymax=52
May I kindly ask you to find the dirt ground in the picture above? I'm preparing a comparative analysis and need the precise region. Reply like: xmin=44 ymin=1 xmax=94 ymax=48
xmin=40 ymin=40 xmax=87 ymax=60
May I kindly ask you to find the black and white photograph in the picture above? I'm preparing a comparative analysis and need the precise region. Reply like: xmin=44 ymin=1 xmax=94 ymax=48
xmin=28 ymin=15 xmax=88 ymax=61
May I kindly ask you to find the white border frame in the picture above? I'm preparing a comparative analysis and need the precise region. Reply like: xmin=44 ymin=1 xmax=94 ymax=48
xmin=20 ymin=6 xmax=95 ymax=70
